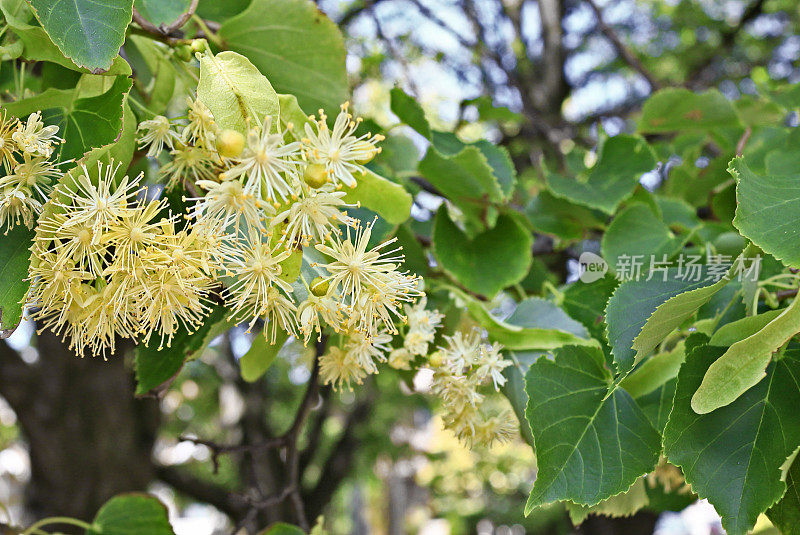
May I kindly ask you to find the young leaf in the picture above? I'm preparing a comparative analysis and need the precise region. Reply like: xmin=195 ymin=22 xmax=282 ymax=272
xmin=546 ymin=134 xmax=656 ymax=215
xmin=605 ymin=268 xmax=724 ymax=375
xmin=0 ymin=224 xmax=34 ymax=335
xmin=390 ymin=87 xmax=431 ymax=139
xmin=342 ymin=169 xmax=412 ymax=225
xmin=197 ymin=51 xmax=279 ymax=134
xmin=433 ymin=207 xmax=532 ymax=297
xmin=219 ymin=0 xmax=348 ymax=115
xmin=88 ymin=493 xmax=175 ymax=535
xmin=240 ymin=331 xmax=289 ymax=383
xmin=27 ymin=0 xmax=133 ymax=73
xmin=691 ymin=294 xmax=800 ymax=414
xmin=709 ymin=308 xmax=783 ymax=346
xmin=566 ymin=478 xmax=650 ymax=525
xmin=525 ymin=345 xmax=660 ymax=513
xmin=638 ymin=88 xmax=741 ymax=133
xmin=663 ymin=339 xmax=800 ymax=535
xmin=730 ymin=156 xmax=800 ymax=268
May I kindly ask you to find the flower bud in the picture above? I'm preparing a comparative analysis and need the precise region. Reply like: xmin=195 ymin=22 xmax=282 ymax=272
xmin=428 ymin=350 xmax=443 ymax=368
xmin=174 ymin=45 xmax=193 ymax=62
xmin=303 ymin=163 xmax=328 ymax=188
xmin=310 ymin=276 xmax=329 ymax=296
xmin=190 ymin=39 xmax=206 ymax=53
xmin=216 ymin=129 xmax=245 ymax=158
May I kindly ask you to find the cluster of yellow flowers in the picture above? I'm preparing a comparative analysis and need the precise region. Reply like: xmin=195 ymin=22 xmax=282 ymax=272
xmin=430 ymin=330 xmax=516 ymax=446
xmin=28 ymin=162 xmax=218 ymax=355
xmin=0 ymin=110 xmax=65 ymax=232
xmin=21 ymin=94 xmax=516 ymax=447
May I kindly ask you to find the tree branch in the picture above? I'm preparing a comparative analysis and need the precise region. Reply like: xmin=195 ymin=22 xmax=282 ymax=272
xmin=585 ymin=0 xmax=661 ymax=90
xmin=156 ymin=465 xmax=247 ymax=520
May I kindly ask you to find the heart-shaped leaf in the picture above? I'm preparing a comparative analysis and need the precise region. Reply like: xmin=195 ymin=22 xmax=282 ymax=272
xmin=432 ymin=207 xmax=532 ymax=297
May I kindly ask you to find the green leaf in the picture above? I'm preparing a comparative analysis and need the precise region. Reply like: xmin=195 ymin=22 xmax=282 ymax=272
xmin=524 ymin=345 xmax=660 ymax=512
xmin=342 ymin=169 xmax=412 ymax=225
xmin=605 ymin=268 xmax=725 ymax=375
xmin=0 ymin=0 xmax=131 ymax=75
xmin=525 ymin=190 xmax=603 ymax=242
xmin=134 ymin=0 xmax=191 ymax=27
xmin=240 ymin=331 xmax=289 ymax=382
xmin=3 ymin=75 xmax=132 ymax=162
xmin=730 ymin=156 xmax=800 ymax=268
xmin=126 ymin=35 xmax=176 ymax=116
xmin=390 ymin=87 xmax=431 ymax=139
xmin=566 ymin=478 xmax=649 ymax=526
xmin=257 ymin=523 xmax=305 ymax=535
xmin=219 ymin=0 xmax=347 ymax=115
xmin=620 ymin=341 xmax=685 ymax=399
xmin=134 ymin=305 xmax=228 ymax=396
xmin=277 ymin=93 xmax=312 ymax=131
xmin=656 ymin=196 xmax=700 ymax=231
xmin=27 ymin=0 xmax=133 ymax=73
xmin=630 ymin=270 xmax=729 ymax=368
xmin=691 ymin=294 xmax=800 ymax=414
xmin=197 ymin=50 xmax=279 ymax=134
xmin=709 ymin=309 xmax=783 ymax=346
xmin=546 ymin=134 xmax=656 ymax=215
xmin=0 ymin=224 xmax=34 ymax=335
xmin=767 ymin=453 xmax=800 ymax=535
xmin=88 ymin=493 xmax=175 ymax=535
xmin=446 ymin=286 xmax=594 ymax=351
xmin=561 ymin=276 xmax=618 ymax=343
xmin=419 ymin=144 xmax=505 ymax=233
xmin=433 ymin=207 xmax=532 ymax=297
xmin=663 ymin=339 xmax=800 ymax=535
xmin=601 ymin=203 xmax=681 ymax=272
xmin=502 ymin=299 xmax=590 ymax=447
xmin=638 ymin=88 xmax=741 ymax=133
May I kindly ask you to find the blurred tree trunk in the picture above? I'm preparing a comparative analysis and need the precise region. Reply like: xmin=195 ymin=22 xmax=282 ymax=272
xmin=0 ymin=329 xmax=159 ymax=522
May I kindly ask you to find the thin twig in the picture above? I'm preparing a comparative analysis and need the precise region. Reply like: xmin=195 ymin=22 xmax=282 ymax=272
xmin=585 ymin=0 xmax=661 ymax=90
xmin=736 ymin=126 xmax=752 ymax=157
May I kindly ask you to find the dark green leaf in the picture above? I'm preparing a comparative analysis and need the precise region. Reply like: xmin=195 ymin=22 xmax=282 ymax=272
xmin=663 ymin=339 xmax=800 ymax=535
xmin=731 ymin=156 xmax=800 ymax=268
xmin=134 ymin=305 xmax=228 ymax=396
xmin=601 ymin=203 xmax=681 ymax=272
xmin=0 ymin=224 xmax=34 ymax=335
xmin=28 ymin=0 xmax=133 ymax=72
xmin=525 ymin=345 xmax=660 ymax=512
xmin=134 ymin=0 xmax=191 ymax=27
xmin=767 ymin=453 xmax=800 ymax=535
